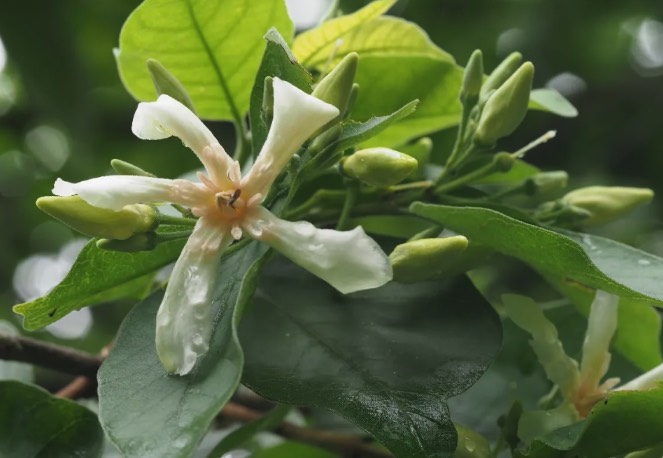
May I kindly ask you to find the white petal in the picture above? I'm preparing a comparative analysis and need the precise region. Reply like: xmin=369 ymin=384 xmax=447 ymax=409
xmin=132 ymin=95 xmax=233 ymax=177
xmin=155 ymin=219 xmax=230 ymax=375
xmin=579 ymin=290 xmax=618 ymax=392
xmin=245 ymin=207 xmax=391 ymax=294
xmin=242 ymin=78 xmax=339 ymax=198
xmin=53 ymin=176 xmax=207 ymax=210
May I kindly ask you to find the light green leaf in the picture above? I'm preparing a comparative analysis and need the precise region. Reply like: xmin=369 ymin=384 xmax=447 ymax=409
xmin=518 ymin=385 xmax=663 ymax=457
xmin=353 ymin=55 xmax=463 ymax=147
xmin=529 ymin=88 xmax=578 ymax=118
xmin=13 ymin=226 xmax=189 ymax=331
xmin=116 ymin=0 xmax=293 ymax=120
xmin=241 ymin=259 xmax=502 ymax=458
xmin=98 ymin=241 xmax=269 ymax=458
xmin=293 ymin=0 xmax=396 ymax=67
xmin=411 ymin=203 xmax=663 ymax=369
xmin=0 ymin=380 xmax=104 ymax=457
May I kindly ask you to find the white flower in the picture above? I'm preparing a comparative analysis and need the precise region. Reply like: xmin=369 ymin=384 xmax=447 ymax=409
xmin=53 ymin=78 xmax=393 ymax=375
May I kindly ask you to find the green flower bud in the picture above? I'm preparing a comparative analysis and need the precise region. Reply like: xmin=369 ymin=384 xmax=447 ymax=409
xmin=494 ymin=152 xmax=516 ymax=172
xmin=341 ymin=147 xmax=418 ymax=187
xmin=110 ymin=159 xmax=156 ymax=177
xmin=36 ymin=195 xmax=158 ymax=240
xmin=525 ymin=171 xmax=569 ymax=197
xmin=479 ymin=51 xmax=522 ymax=101
xmin=312 ymin=52 xmax=358 ymax=122
xmin=146 ymin=58 xmax=196 ymax=113
xmin=561 ymin=186 xmax=654 ymax=226
xmin=96 ymin=232 xmax=158 ymax=252
xmin=262 ymin=76 xmax=274 ymax=124
xmin=460 ymin=49 xmax=484 ymax=107
xmin=390 ymin=236 xmax=469 ymax=283
xmin=344 ymin=83 xmax=360 ymax=119
xmin=399 ymin=137 xmax=432 ymax=170
xmin=474 ymin=62 xmax=534 ymax=147
xmin=454 ymin=424 xmax=491 ymax=458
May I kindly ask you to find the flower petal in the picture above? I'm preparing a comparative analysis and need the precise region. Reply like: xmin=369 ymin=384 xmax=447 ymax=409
xmin=132 ymin=95 xmax=234 ymax=179
xmin=155 ymin=218 xmax=230 ymax=375
xmin=579 ymin=290 xmax=618 ymax=392
xmin=241 ymin=78 xmax=339 ymax=198
xmin=244 ymin=207 xmax=391 ymax=294
xmin=53 ymin=176 xmax=208 ymax=210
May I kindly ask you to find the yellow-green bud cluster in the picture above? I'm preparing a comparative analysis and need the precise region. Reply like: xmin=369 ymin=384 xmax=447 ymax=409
xmin=561 ymin=186 xmax=654 ymax=226
xmin=460 ymin=50 xmax=484 ymax=107
xmin=342 ymin=148 xmax=418 ymax=187
xmin=36 ymin=195 xmax=158 ymax=240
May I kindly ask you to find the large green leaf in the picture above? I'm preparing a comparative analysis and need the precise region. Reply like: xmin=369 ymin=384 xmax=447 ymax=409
xmin=519 ymin=385 xmax=663 ymax=458
xmin=240 ymin=259 xmax=502 ymax=458
xmin=293 ymin=0 xmax=396 ymax=67
xmin=98 ymin=241 xmax=269 ymax=458
xmin=13 ymin=227 xmax=189 ymax=331
xmin=0 ymin=380 xmax=104 ymax=457
xmin=249 ymin=28 xmax=312 ymax=157
xmin=116 ymin=0 xmax=293 ymax=120
xmin=411 ymin=203 xmax=663 ymax=369
xmin=353 ymin=55 xmax=463 ymax=147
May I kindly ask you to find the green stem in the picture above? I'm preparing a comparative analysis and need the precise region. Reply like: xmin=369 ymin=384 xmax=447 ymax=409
xmin=388 ymin=180 xmax=432 ymax=192
xmin=408 ymin=225 xmax=442 ymax=241
xmin=158 ymin=214 xmax=197 ymax=226
xmin=337 ymin=181 xmax=359 ymax=230
xmin=433 ymin=155 xmax=502 ymax=195
xmin=155 ymin=231 xmax=193 ymax=243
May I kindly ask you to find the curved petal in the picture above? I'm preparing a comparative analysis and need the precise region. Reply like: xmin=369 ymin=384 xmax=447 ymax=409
xmin=241 ymin=78 xmax=339 ymax=198
xmin=244 ymin=207 xmax=392 ymax=294
xmin=579 ymin=290 xmax=618 ymax=391
xmin=53 ymin=176 xmax=208 ymax=210
xmin=155 ymin=218 xmax=231 ymax=375
xmin=132 ymin=95 xmax=234 ymax=179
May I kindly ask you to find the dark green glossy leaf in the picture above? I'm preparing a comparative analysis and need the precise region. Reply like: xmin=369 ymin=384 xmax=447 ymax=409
xmin=240 ymin=259 xmax=502 ymax=458
xmin=411 ymin=203 xmax=663 ymax=370
xmin=0 ymin=380 xmax=104 ymax=457
xmin=518 ymin=385 xmax=663 ymax=458
xmin=14 ymin=226 xmax=189 ymax=330
xmin=98 ymin=241 xmax=269 ymax=458
xmin=116 ymin=0 xmax=293 ymax=120
xmin=249 ymin=28 xmax=312 ymax=157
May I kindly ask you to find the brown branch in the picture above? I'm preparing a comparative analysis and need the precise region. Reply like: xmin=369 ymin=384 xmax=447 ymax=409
xmin=0 ymin=332 xmax=102 ymax=377
xmin=221 ymin=402 xmax=393 ymax=458
xmin=56 ymin=376 xmax=93 ymax=399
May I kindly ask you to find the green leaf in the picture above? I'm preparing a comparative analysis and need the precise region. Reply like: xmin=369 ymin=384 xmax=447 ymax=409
xmin=116 ymin=0 xmax=293 ymax=120
xmin=251 ymin=442 xmax=338 ymax=458
xmin=98 ymin=241 xmax=269 ymax=458
xmin=297 ymin=16 xmax=453 ymax=69
xmin=353 ymin=56 xmax=463 ymax=147
xmin=240 ymin=259 xmax=502 ymax=458
xmin=475 ymin=159 xmax=541 ymax=185
xmin=519 ymin=385 xmax=663 ymax=457
xmin=411 ymin=204 xmax=663 ymax=369
xmin=411 ymin=203 xmax=663 ymax=306
xmin=207 ymin=404 xmax=290 ymax=457
xmin=293 ymin=0 xmax=397 ymax=67
xmin=13 ymin=227 xmax=189 ymax=331
xmin=352 ymin=214 xmax=432 ymax=238
xmin=0 ymin=380 xmax=104 ymax=457
xmin=249 ymin=28 xmax=312 ymax=157
xmin=529 ymin=88 xmax=578 ymax=118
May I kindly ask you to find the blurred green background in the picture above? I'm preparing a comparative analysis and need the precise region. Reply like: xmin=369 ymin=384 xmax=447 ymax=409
xmin=0 ymin=0 xmax=662 ymax=371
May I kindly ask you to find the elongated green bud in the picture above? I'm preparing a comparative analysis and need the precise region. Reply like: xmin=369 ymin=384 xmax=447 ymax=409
xmin=460 ymin=50 xmax=484 ymax=107
xmin=110 ymin=159 xmax=156 ymax=177
xmin=480 ymin=51 xmax=522 ymax=100
xmin=312 ymin=52 xmax=358 ymax=122
xmin=344 ymin=83 xmax=360 ymax=119
xmin=525 ymin=171 xmax=568 ymax=197
xmin=307 ymin=123 xmax=343 ymax=157
xmin=474 ymin=62 xmax=534 ymax=147
xmin=341 ymin=147 xmax=418 ymax=187
xmin=390 ymin=236 xmax=469 ymax=283
xmin=399 ymin=137 xmax=432 ymax=170
xmin=262 ymin=76 xmax=274 ymax=124
xmin=561 ymin=186 xmax=654 ymax=226
xmin=97 ymin=232 xmax=158 ymax=252
xmin=146 ymin=58 xmax=196 ymax=113
xmin=454 ymin=424 xmax=491 ymax=458
xmin=36 ymin=195 xmax=158 ymax=240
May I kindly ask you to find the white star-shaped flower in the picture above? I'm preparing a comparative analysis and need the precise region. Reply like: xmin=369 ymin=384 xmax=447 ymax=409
xmin=53 ymin=78 xmax=392 ymax=375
